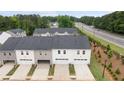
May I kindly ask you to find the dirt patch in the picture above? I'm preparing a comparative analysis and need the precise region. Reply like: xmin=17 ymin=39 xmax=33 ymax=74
xmin=91 ymin=42 xmax=124 ymax=81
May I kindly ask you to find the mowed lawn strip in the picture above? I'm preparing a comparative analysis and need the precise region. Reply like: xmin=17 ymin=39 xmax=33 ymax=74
xmin=6 ymin=64 xmax=20 ymax=76
xmin=89 ymin=53 xmax=108 ymax=80
xmin=27 ymin=64 xmax=37 ymax=76
xmin=48 ymin=64 xmax=55 ymax=76
xmin=78 ymin=28 xmax=124 ymax=55
xmin=69 ymin=64 xmax=76 ymax=76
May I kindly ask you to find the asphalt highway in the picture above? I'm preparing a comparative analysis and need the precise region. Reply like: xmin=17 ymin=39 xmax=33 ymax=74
xmin=75 ymin=22 xmax=124 ymax=48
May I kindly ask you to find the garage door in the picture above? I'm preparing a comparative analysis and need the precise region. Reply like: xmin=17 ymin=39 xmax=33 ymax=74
xmin=3 ymin=60 xmax=15 ymax=64
xmin=37 ymin=60 xmax=50 ymax=64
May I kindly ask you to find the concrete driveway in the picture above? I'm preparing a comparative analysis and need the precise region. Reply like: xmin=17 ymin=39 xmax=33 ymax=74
xmin=10 ymin=64 xmax=31 ymax=80
xmin=53 ymin=64 xmax=70 ymax=80
xmin=0 ymin=64 xmax=14 ymax=80
xmin=31 ymin=63 xmax=50 ymax=80
xmin=74 ymin=64 xmax=95 ymax=81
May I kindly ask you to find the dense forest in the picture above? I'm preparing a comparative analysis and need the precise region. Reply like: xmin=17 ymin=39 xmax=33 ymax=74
xmin=80 ymin=11 xmax=124 ymax=34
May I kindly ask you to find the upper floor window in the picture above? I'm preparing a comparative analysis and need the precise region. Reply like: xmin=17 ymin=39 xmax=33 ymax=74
xmin=83 ymin=50 xmax=85 ymax=55
xmin=40 ymin=52 xmax=42 ymax=55
xmin=58 ymin=50 xmax=60 ymax=54
xmin=3 ymin=53 xmax=6 ymax=56
xmin=63 ymin=50 xmax=66 ymax=54
xmin=9 ymin=53 xmax=11 ymax=56
xmin=77 ymin=50 xmax=80 ymax=55
xmin=26 ymin=51 xmax=29 ymax=55
xmin=21 ymin=51 xmax=23 ymax=55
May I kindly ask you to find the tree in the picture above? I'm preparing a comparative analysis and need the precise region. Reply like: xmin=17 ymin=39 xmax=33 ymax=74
xmin=115 ymin=67 xmax=121 ymax=75
xmin=57 ymin=15 xmax=74 ymax=28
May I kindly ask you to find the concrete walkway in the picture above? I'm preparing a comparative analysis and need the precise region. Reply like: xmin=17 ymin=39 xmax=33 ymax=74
xmin=53 ymin=64 xmax=70 ymax=80
xmin=74 ymin=64 xmax=95 ymax=81
xmin=10 ymin=64 xmax=31 ymax=80
xmin=0 ymin=64 xmax=14 ymax=80
xmin=31 ymin=64 xmax=50 ymax=80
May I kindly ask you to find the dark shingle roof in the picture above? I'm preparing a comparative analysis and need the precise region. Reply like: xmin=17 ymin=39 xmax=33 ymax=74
xmin=9 ymin=29 xmax=24 ymax=34
xmin=0 ymin=36 xmax=90 ymax=50
xmin=34 ymin=28 xmax=77 ymax=34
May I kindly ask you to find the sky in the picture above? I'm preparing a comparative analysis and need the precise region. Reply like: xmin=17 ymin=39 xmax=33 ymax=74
xmin=0 ymin=11 xmax=113 ymax=18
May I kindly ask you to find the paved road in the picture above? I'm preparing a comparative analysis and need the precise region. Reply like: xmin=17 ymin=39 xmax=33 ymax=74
xmin=10 ymin=64 xmax=31 ymax=80
xmin=75 ymin=22 xmax=124 ymax=48
xmin=74 ymin=64 xmax=95 ymax=81
xmin=31 ymin=64 xmax=50 ymax=80
xmin=53 ymin=64 xmax=70 ymax=80
xmin=0 ymin=64 xmax=14 ymax=80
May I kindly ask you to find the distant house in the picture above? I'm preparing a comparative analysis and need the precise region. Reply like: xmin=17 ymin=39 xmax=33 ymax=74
xmin=0 ymin=32 xmax=12 ymax=45
xmin=0 ymin=35 xmax=91 ymax=65
xmin=0 ymin=29 xmax=26 ymax=45
xmin=6 ymin=29 xmax=26 ymax=37
xmin=33 ymin=28 xmax=79 ymax=36
xmin=50 ymin=22 xmax=58 ymax=28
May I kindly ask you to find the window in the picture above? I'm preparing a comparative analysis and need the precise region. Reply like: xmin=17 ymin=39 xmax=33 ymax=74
xmin=20 ymin=59 xmax=32 ymax=61
xmin=58 ymin=50 xmax=60 ymax=54
xmin=3 ymin=53 xmax=6 ymax=56
xmin=21 ymin=51 xmax=23 ymax=55
xmin=56 ymin=58 xmax=68 ymax=60
xmin=9 ymin=53 xmax=11 ymax=56
xmin=26 ymin=51 xmax=29 ymax=55
xmin=83 ymin=50 xmax=85 ymax=54
xmin=77 ymin=50 xmax=80 ymax=54
xmin=63 ymin=50 xmax=66 ymax=54
xmin=74 ymin=59 xmax=87 ymax=61
xmin=40 ymin=53 xmax=42 ymax=55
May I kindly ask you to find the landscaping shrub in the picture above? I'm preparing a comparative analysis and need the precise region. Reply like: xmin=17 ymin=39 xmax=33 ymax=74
xmin=6 ymin=65 xmax=20 ymax=76
xmin=108 ymin=68 xmax=112 ymax=72
xmin=108 ymin=62 xmax=112 ymax=68
xmin=97 ymin=50 xmax=101 ymax=58
xmin=48 ymin=64 xmax=55 ymax=76
xmin=69 ymin=64 xmax=76 ymax=76
xmin=114 ymin=77 xmax=118 ymax=80
xmin=104 ymin=50 xmax=107 ymax=54
xmin=110 ymin=70 xmax=113 ymax=75
xmin=27 ymin=64 xmax=37 ymax=76
xmin=115 ymin=68 xmax=121 ymax=75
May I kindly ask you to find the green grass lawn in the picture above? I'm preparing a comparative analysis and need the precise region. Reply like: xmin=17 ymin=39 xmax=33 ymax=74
xmin=27 ymin=64 xmax=37 ymax=76
xmin=89 ymin=53 xmax=108 ymax=81
xmin=69 ymin=64 xmax=76 ymax=76
xmin=6 ymin=64 xmax=20 ymax=76
xmin=79 ymin=28 xmax=124 ymax=55
xmin=48 ymin=64 xmax=55 ymax=76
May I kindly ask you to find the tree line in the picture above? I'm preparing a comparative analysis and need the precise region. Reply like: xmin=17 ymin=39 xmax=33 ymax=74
xmin=0 ymin=15 xmax=76 ymax=35
xmin=1 ymin=11 xmax=123 ymax=35
xmin=80 ymin=11 xmax=124 ymax=34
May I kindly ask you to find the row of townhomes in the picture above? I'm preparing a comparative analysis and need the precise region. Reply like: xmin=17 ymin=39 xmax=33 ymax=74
xmin=0 ymin=28 xmax=91 ymax=65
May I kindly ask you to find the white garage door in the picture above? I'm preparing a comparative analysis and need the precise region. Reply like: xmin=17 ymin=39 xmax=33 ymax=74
xmin=17 ymin=59 xmax=35 ymax=64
